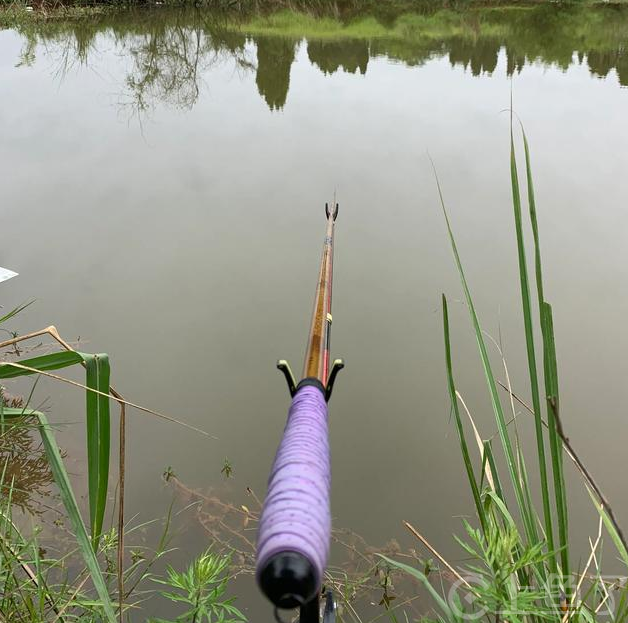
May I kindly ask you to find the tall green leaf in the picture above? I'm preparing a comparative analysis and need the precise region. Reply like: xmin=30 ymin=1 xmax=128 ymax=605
xmin=442 ymin=294 xmax=486 ymax=534
xmin=509 ymin=123 xmax=556 ymax=573
xmin=35 ymin=411 xmax=116 ymax=623
xmin=84 ymin=354 xmax=111 ymax=551
xmin=482 ymin=440 xmax=505 ymax=503
xmin=521 ymin=131 xmax=570 ymax=579
xmin=0 ymin=350 xmax=112 ymax=549
xmin=541 ymin=302 xmax=569 ymax=577
xmin=433 ymin=163 xmax=538 ymax=549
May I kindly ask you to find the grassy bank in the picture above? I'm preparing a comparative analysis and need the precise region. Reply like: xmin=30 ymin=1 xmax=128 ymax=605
xmin=0 ymin=313 xmax=248 ymax=621
xmin=2 ymin=0 xmax=628 ymax=27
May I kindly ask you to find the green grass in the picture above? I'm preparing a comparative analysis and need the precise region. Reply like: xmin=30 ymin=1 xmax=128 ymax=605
xmin=234 ymin=8 xmax=507 ymax=40
xmin=0 ymin=307 xmax=244 ymax=621
xmin=521 ymin=126 xmax=571 ymax=582
xmin=385 ymin=123 xmax=628 ymax=622
xmin=0 ymin=466 xmax=245 ymax=621
xmin=0 ymin=350 xmax=112 ymax=551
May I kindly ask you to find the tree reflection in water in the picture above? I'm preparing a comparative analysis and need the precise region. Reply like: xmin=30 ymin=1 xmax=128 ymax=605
xmin=307 ymin=39 xmax=369 ymax=75
xmin=255 ymin=36 xmax=296 ymax=110
xmin=7 ymin=5 xmax=628 ymax=114
xmin=119 ymin=16 xmax=253 ymax=113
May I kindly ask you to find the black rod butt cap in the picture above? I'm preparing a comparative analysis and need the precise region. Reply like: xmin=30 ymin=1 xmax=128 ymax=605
xmin=258 ymin=551 xmax=318 ymax=609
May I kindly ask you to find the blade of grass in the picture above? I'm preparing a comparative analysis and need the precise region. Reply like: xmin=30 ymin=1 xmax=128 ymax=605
xmin=117 ymin=401 xmax=126 ymax=623
xmin=442 ymin=294 xmax=487 ymax=534
xmin=0 ymin=407 xmax=42 ymax=419
xmin=587 ymin=488 xmax=628 ymax=568
xmin=509 ymin=121 xmax=556 ymax=574
xmin=482 ymin=440 xmax=505 ymax=502
xmin=0 ymin=351 xmax=84 ymax=379
xmin=0 ymin=350 xmax=112 ymax=549
xmin=521 ymin=127 xmax=570 ymax=581
xmin=0 ymin=500 xmax=62 ymax=620
xmin=84 ymin=354 xmax=110 ymax=551
xmin=0 ymin=300 xmax=34 ymax=325
xmin=542 ymin=303 xmax=569 ymax=578
xmin=35 ymin=410 xmax=116 ymax=623
xmin=516 ymin=438 xmax=538 ymax=539
xmin=377 ymin=554 xmax=457 ymax=623
xmin=455 ymin=390 xmax=497 ymax=495
xmin=432 ymin=159 xmax=538 ymax=549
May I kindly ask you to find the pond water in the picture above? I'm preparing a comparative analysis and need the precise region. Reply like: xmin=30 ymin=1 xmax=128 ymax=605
xmin=2 ymin=4 xmax=628 ymax=619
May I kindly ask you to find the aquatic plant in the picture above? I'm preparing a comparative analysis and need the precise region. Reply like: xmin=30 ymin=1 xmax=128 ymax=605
xmin=383 ymin=123 xmax=628 ymax=622
xmin=0 ymin=468 xmax=244 ymax=622
xmin=150 ymin=550 xmax=246 ymax=623
xmin=0 ymin=308 xmax=223 ymax=621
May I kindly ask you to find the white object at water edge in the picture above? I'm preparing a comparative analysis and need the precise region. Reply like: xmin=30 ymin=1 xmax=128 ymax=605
xmin=0 ymin=267 xmax=18 ymax=284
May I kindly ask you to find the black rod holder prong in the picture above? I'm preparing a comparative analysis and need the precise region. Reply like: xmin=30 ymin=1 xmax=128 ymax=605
xmin=325 ymin=202 xmax=339 ymax=221
xmin=294 ymin=590 xmax=336 ymax=623
xmin=325 ymin=359 xmax=344 ymax=402
xmin=323 ymin=590 xmax=337 ymax=623
xmin=299 ymin=594 xmax=320 ymax=623
xmin=277 ymin=360 xmax=297 ymax=397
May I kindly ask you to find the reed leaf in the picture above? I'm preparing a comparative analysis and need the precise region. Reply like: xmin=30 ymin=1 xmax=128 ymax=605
xmin=0 ymin=351 xmax=84 ymax=379
xmin=521 ymin=130 xmax=570 ymax=579
xmin=442 ymin=294 xmax=486 ymax=533
xmin=509 ymin=122 xmax=556 ymax=573
xmin=84 ymin=354 xmax=110 ymax=551
xmin=0 ymin=407 xmax=41 ymax=419
xmin=432 ymin=162 xmax=538 ymax=548
xmin=0 ymin=350 xmax=112 ymax=549
xmin=542 ymin=302 xmax=569 ymax=577
xmin=482 ymin=440 xmax=505 ymax=503
xmin=35 ymin=410 xmax=116 ymax=623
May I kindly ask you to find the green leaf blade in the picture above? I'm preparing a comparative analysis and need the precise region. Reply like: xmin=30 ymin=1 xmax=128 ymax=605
xmin=35 ymin=411 xmax=116 ymax=623
xmin=0 ymin=351 xmax=84 ymax=380
xmin=83 ymin=354 xmax=111 ymax=551
xmin=510 ymin=123 xmax=556 ymax=573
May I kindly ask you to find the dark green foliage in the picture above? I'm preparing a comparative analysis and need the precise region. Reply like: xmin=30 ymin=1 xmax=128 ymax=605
xmin=150 ymin=551 xmax=246 ymax=623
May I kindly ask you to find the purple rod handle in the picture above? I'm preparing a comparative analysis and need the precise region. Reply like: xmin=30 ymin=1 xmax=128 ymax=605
xmin=256 ymin=384 xmax=331 ymax=608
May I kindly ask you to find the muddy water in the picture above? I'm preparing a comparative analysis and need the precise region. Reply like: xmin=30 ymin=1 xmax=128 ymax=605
xmin=2 ymin=5 xmax=628 ymax=619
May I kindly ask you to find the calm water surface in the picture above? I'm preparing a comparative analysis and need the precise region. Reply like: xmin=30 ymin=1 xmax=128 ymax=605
xmin=2 ymin=5 xmax=628 ymax=619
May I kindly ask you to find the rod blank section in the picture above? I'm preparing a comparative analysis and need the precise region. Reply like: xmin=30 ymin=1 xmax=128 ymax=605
xmin=256 ymin=385 xmax=331 ymax=606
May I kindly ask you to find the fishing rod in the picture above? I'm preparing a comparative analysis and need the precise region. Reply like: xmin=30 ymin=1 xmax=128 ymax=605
xmin=256 ymin=202 xmax=343 ymax=623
